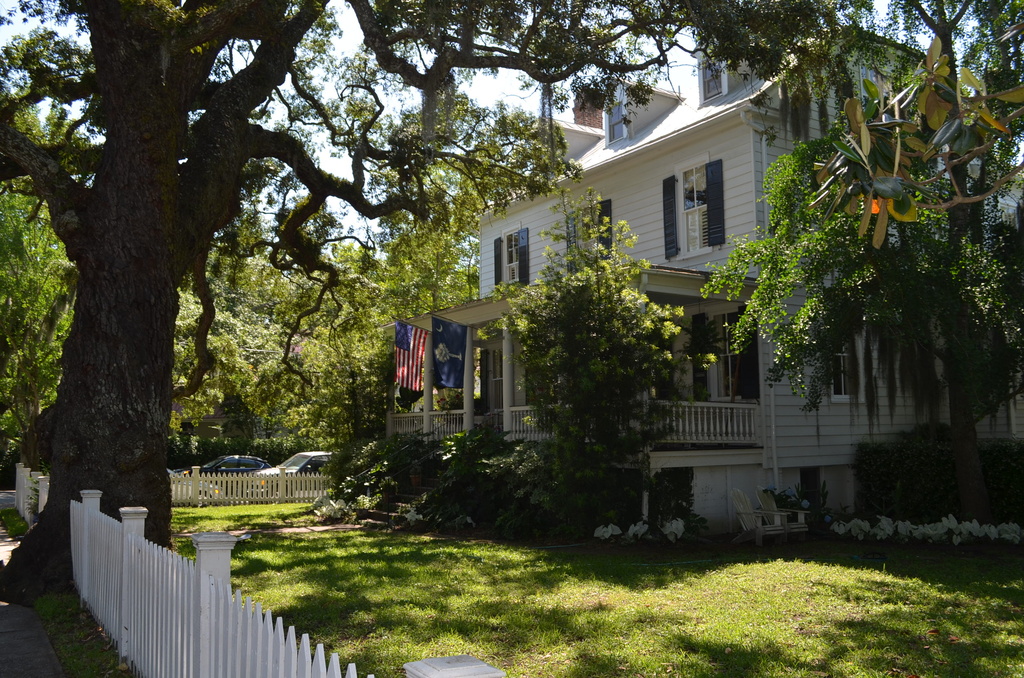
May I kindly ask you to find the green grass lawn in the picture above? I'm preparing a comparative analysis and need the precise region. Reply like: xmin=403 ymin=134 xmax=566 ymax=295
xmin=171 ymin=507 xmax=1024 ymax=678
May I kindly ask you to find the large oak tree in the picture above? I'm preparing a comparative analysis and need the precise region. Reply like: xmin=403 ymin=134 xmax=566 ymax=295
xmin=0 ymin=0 xmax=851 ymax=602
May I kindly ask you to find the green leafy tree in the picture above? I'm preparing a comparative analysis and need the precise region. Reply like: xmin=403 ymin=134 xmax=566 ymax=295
xmin=0 ymin=0 xmax=856 ymax=601
xmin=498 ymin=193 xmax=679 ymax=533
xmin=0 ymin=193 xmax=74 ymax=475
xmin=710 ymin=0 xmax=1024 ymax=523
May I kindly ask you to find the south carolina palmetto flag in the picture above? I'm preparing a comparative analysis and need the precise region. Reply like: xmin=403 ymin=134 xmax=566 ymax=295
xmin=432 ymin=316 xmax=468 ymax=388
xmin=395 ymin=321 xmax=428 ymax=391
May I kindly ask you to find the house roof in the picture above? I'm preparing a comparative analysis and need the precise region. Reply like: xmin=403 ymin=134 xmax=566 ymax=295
xmin=389 ymin=296 xmax=511 ymax=335
xmin=562 ymin=78 xmax=773 ymax=175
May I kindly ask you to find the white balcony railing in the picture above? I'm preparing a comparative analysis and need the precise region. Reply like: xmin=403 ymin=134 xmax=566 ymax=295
xmin=388 ymin=400 xmax=759 ymax=446
xmin=657 ymin=400 xmax=759 ymax=445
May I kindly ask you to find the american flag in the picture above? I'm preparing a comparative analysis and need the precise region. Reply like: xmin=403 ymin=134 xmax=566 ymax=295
xmin=395 ymin=321 xmax=428 ymax=390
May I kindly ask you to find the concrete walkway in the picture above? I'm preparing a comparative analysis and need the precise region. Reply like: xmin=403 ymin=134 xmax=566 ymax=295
xmin=0 ymin=490 xmax=66 ymax=678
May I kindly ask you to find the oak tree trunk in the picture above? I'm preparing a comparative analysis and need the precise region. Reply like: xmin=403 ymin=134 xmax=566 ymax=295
xmin=0 ymin=18 xmax=182 ymax=604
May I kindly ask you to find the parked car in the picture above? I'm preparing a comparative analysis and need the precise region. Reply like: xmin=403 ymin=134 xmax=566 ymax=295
xmin=255 ymin=451 xmax=332 ymax=476
xmin=176 ymin=455 xmax=272 ymax=475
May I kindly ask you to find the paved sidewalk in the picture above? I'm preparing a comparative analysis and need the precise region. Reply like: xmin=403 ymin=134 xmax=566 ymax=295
xmin=0 ymin=490 xmax=67 ymax=678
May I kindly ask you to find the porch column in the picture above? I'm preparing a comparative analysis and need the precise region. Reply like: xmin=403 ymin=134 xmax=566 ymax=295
xmin=502 ymin=328 xmax=514 ymax=434
xmin=422 ymin=329 xmax=434 ymax=435
xmin=463 ymin=326 xmax=474 ymax=431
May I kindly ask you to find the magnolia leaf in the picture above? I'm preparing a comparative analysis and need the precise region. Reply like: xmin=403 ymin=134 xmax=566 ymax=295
xmin=859 ymin=197 xmax=873 ymax=237
xmin=917 ymin=87 xmax=930 ymax=118
xmin=863 ymin=78 xmax=880 ymax=101
xmin=860 ymin=122 xmax=872 ymax=157
xmin=930 ymin=117 xmax=962 ymax=148
xmin=845 ymin=98 xmax=865 ymax=128
xmin=926 ymin=36 xmax=942 ymax=70
xmin=873 ymin=202 xmax=889 ymax=248
xmin=904 ymin=136 xmax=929 ymax=153
xmin=834 ymin=138 xmax=867 ymax=165
xmin=873 ymin=176 xmax=903 ymax=199
xmin=978 ymin=109 xmax=1010 ymax=135
xmin=924 ymin=90 xmax=948 ymax=131
xmin=809 ymin=188 xmax=831 ymax=210
xmin=893 ymin=124 xmax=901 ymax=175
xmin=995 ymin=85 xmax=1024 ymax=104
xmin=959 ymin=67 xmax=985 ymax=94
xmin=889 ymin=193 xmax=918 ymax=222
xmin=950 ymin=124 xmax=980 ymax=156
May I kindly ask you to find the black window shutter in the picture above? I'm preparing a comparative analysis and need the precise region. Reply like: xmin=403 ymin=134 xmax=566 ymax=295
xmin=598 ymin=199 xmax=612 ymax=252
xmin=706 ymin=159 xmax=725 ymax=246
xmin=662 ymin=176 xmax=678 ymax=257
xmin=517 ymin=227 xmax=529 ymax=284
xmin=493 ymin=237 xmax=502 ymax=286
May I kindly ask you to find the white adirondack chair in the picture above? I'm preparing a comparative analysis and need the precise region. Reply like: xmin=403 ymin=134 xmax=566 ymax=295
xmin=730 ymin=488 xmax=787 ymax=546
xmin=756 ymin=487 xmax=810 ymax=540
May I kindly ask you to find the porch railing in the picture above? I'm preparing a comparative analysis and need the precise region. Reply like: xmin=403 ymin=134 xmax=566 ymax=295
xmin=657 ymin=400 xmax=759 ymax=445
xmin=390 ymin=410 xmax=467 ymax=440
xmin=388 ymin=400 xmax=760 ymax=446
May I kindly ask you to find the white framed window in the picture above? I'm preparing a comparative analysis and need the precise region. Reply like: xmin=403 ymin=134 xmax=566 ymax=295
xmin=831 ymin=353 xmax=851 ymax=402
xmin=504 ymin=229 xmax=520 ymax=283
xmin=607 ymin=99 xmax=629 ymax=142
xmin=701 ymin=62 xmax=723 ymax=101
xmin=682 ymin=164 xmax=709 ymax=251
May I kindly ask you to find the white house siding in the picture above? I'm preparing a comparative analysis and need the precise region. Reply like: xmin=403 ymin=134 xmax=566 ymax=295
xmin=464 ymin=80 xmax=994 ymax=534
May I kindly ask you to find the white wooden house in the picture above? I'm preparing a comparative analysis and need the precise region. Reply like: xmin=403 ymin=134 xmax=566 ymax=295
xmin=388 ymin=64 xmax=1023 ymax=533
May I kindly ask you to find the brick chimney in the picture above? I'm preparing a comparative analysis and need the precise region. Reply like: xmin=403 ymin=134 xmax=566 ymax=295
xmin=572 ymin=95 xmax=604 ymax=129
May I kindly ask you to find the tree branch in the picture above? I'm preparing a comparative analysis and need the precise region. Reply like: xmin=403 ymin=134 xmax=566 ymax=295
xmin=172 ymin=249 xmax=217 ymax=400
xmin=0 ymin=124 xmax=86 ymax=242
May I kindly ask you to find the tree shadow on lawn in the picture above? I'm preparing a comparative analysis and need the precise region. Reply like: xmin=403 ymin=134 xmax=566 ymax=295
xmin=220 ymin=531 xmax=1024 ymax=678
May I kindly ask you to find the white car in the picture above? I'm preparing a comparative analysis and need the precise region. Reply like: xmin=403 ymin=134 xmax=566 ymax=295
xmin=255 ymin=451 xmax=332 ymax=475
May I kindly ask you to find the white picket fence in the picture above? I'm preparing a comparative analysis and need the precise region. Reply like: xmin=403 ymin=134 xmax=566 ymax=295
xmin=170 ymin=468 xmax=327 ymax=507
xmin=13 ymin=462 xmax=49 ymax=523
xmin=70 ymin=490 xmax=369 ymax=678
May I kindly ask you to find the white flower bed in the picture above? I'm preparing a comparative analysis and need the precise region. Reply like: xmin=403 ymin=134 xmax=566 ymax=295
xmin=831 ymin=514 xmax=1021 ymax=545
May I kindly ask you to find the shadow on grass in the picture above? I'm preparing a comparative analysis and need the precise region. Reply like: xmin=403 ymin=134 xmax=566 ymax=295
xmin=181 ymin=529 xmax=1024 ymax=678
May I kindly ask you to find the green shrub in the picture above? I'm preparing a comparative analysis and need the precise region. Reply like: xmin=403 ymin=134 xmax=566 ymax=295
xmin=325 ymin=433 xmax=441 ymax=501
xmin=647 ymin=467 xmax=705 ymax=539
xmin=416 ymin=429 xmax=561 ymax=538
xmin=1 ymin=507 xmax=29 ymax=538
xmin=853 ymin=435 xmax=1024 ymax=524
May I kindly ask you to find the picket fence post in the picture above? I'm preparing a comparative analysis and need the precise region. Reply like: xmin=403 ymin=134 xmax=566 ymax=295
xmin=28 ymin=471 xmax=42 ymax=522
xmin=277 ymin=467 xmax=287 ymax=504
xmin=192 ymin=531 xmax=237 ymax=678
xmin=37 ymin=475 xmax=49 ymax=513
xmin=119 ymin=506 xmax=147 ymax=663
xmin=14 ymin=463 xmax=25 ymax=519
xmin=191 ymin=466 xmax=201 ymax=506
xmin=78 ymin=490 xmax=103 ymax=606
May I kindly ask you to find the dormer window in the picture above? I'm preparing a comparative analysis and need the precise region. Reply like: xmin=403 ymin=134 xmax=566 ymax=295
xmin=702 ymin=62 xmax=723 ymax=100
xmin=607 ymin=99 xmax=629 ymax=142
